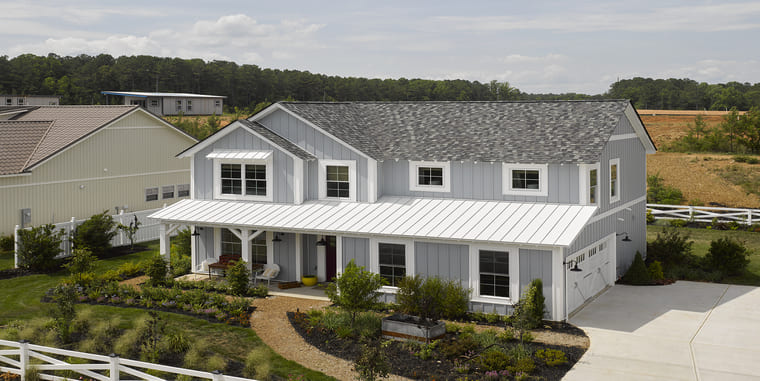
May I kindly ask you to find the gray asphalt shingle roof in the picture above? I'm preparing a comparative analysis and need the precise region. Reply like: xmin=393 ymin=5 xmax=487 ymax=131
xmin=278 ymin=100 xmax=632 ymax=163
xmin=238 ymin=119 xmax=316 ymax=160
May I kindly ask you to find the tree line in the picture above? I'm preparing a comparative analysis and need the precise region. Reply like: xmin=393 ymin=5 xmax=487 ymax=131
xmin=1 ymin=54 xmax=759 ymax=110
xmin=669 ymin=108 xmax=760 ymax=154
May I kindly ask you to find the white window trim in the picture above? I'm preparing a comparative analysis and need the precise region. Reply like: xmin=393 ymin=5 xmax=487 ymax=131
xmin=145 ymin=187 xmax=159 ymax=202
xmin=212 ymin=157 xmax=273 ymax=202
xmin=369 ymin=237 xmax=414 ymax=294
xmin=409 ymin=160 xmax=451 ymax=193
xmin=161 ymin=185 xmax=175 ymax=199
xmin=318 ymin=159 xmax=357 ymax=202
xmin=469 ymin=243 xmax=519 ymax=304
xmin=502 ymin=163 xmax=548 ymax=197
xmin=578 ymin=163 xmax=601 ymax=206
xmin=609 ymin=158 xmax=621 ymax=204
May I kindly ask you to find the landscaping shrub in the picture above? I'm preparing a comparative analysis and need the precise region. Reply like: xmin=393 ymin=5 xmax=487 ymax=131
xmin=326 ymin=259 xmax=386 ymax=326
xmin=64 ymin=248 xmax=96 ymax=285
xmin=145 ymin=256 xmax=169 ymax=286
xmin=704 ymin=237 xmax=751 ymax=277
xmin=512 ymin=278 xmax=546 ymax=331
xmin=17 ymin=224 xmax=64 ymax=272
xmin=244 ymin=346 xmax=272 ymax=380
xmin=477 ymin=349 xmax=511 ymax=372
xmin=73 ymin=211 xmax=117 ymax=257
xmin=397 ymin=275 xmax=471 ymax=324
xmin=170 ymin=243 xmax=191 ymax=277
xmin=646 ymin=209 xmax=656 ymax=224
xmin=0 ymin=234 xmax=13 ymax=252
xmin=354 ymin=340 xmax=391 ymax=381
xmin=621 ymin=252 xmax=652 ymax=285
xmin=647 ymin=174 xmax=685 ymax=204
xmin=648 ymin=260 xmax=665 ymax=281
xmin=646 ymin=227 xmax=694 ymax=267
xmin=440 ymin=334 xmax=479 ymax=358
xmin=173 ymin=228 xmax=192 ymax=258
xmin=226 ymin=260 xmax=251 ymax=296
xmin=669 ymin=219 xmax=687 ymax=228
xmin=536 ymin=349 xmax=568 ymax=366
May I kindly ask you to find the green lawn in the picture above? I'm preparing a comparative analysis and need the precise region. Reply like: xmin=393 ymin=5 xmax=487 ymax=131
xmin=0 ymin=243 xmax=333 ymax=380
xmin=647 ymin=225 xmax=760 ymax=285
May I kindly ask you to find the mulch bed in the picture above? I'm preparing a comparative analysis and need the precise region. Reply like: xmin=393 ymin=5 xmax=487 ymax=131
xmin=287 ymin=312 xmax=587 ymax=380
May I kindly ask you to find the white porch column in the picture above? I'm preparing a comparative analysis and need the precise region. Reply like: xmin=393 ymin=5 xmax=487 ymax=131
xmin=241 ymin=229 xmax=251 ymax=264
xmin=551 ymin=247 xmax=565 ymax=322
xmin=316 ymin=239 xmax=326 ymax=282
xmin=159 ymin=223 xmax=170 ymax=262
xmin=335 ymin=235 xmax=343 ymax=276
xmin=295 ymin=233 xmax=302 ymax=281
xmin=190 ymin=225 xmax=197 ymax=272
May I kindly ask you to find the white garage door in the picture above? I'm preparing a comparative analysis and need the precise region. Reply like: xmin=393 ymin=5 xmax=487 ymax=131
xmin=567 ymin=239 xmax=615 ymax=314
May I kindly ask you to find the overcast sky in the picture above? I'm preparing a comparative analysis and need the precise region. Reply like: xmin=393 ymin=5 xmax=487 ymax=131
xmin=2 ymin=0 xmax=759 ymax=94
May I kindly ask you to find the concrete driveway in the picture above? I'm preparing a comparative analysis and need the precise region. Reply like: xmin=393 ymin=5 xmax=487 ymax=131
xmin=563 ymin=281 xmax=760 ymax=380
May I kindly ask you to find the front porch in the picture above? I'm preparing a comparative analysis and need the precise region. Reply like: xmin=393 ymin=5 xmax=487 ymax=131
xmin=176 ymin=272 xmax=329 ymax=301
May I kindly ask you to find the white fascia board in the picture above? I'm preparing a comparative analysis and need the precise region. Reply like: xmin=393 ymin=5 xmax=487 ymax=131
xmin=624 ymin=104 xmax=657 ymax=154
xmin=252 ymin=103 xmax=373 ymax=161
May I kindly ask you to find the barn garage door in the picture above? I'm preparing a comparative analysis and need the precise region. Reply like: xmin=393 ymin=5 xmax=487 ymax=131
xmin=566 ymin=239 xmax=615 ymax=314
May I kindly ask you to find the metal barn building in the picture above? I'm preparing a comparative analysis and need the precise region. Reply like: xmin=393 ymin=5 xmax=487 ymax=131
xmin=101 ymin=91 xmax=226 ymax=116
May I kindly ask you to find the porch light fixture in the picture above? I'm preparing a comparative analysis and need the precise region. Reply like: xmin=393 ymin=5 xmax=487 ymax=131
xmin=617 ymin=232 xmax=632 ymax=242
xmin=316 ymin=236 xmax=327 ymax=246
xmin=272 ymin=233 xmax=282 ymax=243
xmin=564 ymin=259 xmax=583 ymax=272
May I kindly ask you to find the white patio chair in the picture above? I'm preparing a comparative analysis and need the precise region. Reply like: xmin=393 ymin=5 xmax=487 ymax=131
xmin=254 ymin=263 xmax=280 ymax=287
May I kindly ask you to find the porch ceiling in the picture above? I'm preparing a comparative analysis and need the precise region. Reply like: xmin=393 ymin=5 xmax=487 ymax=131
xmin=149 ymin=197 xmax=597 ymax=247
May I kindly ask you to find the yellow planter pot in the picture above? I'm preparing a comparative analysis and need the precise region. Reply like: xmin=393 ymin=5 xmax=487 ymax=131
xmin=301 ymin=275 xmax=318 ymax=286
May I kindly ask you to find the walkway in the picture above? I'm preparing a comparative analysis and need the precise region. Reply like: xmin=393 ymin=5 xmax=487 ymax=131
xmin=563 ymin=281 xmax=760 ymax=380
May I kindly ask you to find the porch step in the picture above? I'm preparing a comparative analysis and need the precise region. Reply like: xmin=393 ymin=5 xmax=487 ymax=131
xmin=277 ymin=281 xmax=301 ymax=289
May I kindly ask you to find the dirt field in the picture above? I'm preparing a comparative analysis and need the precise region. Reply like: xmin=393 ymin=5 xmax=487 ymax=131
xmin=640 ymin=110 xmax=760 ymax=208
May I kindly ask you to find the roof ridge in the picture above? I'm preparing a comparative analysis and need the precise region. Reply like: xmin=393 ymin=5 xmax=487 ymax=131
xmin=281 ymin=99 xmax=630 ymax=105
xmin=21 ymin=120 xmax=55 ymax=171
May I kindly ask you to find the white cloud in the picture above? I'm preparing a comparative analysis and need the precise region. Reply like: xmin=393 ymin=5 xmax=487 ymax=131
xmin=9 ymin=36 xmax=164 ymax=58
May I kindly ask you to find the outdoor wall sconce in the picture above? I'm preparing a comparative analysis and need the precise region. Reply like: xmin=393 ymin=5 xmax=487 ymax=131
xmin=617 ymin=232 xmax=632 ymax=242
xmin=563 ymin=259 xmax=583 ymax=272
xmin=272 ymin=233 xmax=282 ymax=242
xmin=316 ymin=236 xmax=327 ymax=246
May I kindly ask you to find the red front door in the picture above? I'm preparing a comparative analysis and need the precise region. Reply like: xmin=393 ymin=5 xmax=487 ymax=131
xmin=326 ymin=236 xmax=337 ymax=281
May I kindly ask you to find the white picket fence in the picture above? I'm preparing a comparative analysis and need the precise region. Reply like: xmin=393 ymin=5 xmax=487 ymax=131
xmin=647 ymin=203 xmax=760 ymax=225
xmin=13 ymin=206 xmax=184 ymax=268
xmin=0 ymin=339 xmax=255 ymax=381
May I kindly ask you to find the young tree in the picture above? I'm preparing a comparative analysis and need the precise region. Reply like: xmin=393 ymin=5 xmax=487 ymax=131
xmin=117 ymin=214 xmax=141 ymax=251
xmin=325 ymin=260 xmax=386 ymax=326
xmin=73 ymin=210 xmax=117 ymax=257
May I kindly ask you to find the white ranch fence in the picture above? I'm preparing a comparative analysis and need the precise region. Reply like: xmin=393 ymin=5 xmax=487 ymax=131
xmin=13 ymin=206 xmax=184 ymax=268
xmin=647 ymin=203 xmax=760 ymax=225
xmin=0 ymin=339 xmax=255 ymax=381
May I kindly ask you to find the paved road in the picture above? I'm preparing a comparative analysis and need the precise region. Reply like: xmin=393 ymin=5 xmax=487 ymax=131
xmin=564 ymin=281 xmax=760 ymax=380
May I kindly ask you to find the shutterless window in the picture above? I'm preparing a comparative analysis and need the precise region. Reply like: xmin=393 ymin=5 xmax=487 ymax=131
xmin=245 ymin=165 xmax=267 ymax=196
xmin=221 ymin=229 xmax=241 ymax=256
xmin=177 ymin=184 xmax=190 ymax=197
xmin=479 ymin=250 xmax=509 ymax=298
xmin=145 ymin=187 xmax=159 ymax=202
xmin=378 ymin=243 xmax=405 ymax=287
xmin=176 ymin=100 xmax=182 ymax=111
xmin=150 ymin=99 xmax=159 ymax=107
xmin=589 ymin=169 xmax=598 ymax=204
xmin=215 ymin=100 xmax=221 ymax=107
xmin=6 ymin=98 xmax=11 ymax=105
xmin=326 ymin=165 xmax=350 ymax=198
xmin=187 ymin=100 xmax=193 ymax=111
xmin=252 ymin=233 xmax=267 ymax=265
xmin=161 ymin=185 xmax=175 ymax=199
xmin=17 ymin=98 xmax=24 ymax=105
xmin=512 ymin=170 xmax=540 ymax=190
xmin=610 ymin=159 xmax=620 ymax=203
xmin=221 ymin=164 xmax=242 ymax=194
xmin=418 ymin=167 xmax=443 ymax=186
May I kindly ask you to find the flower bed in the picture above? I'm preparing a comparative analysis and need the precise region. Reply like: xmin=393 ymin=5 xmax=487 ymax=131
xmin=288 ymin=310 xmax=587 ymax=381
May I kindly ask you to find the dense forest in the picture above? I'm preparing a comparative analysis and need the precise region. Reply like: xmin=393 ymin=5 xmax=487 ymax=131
xmin=1 ymin=54 xmax=760 ymax=111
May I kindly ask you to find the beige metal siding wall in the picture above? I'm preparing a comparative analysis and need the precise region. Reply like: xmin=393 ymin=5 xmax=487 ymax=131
xmin=163 ymin=98 xmax=222 ymax=116
xmin=0 ymin=111 xmax=194 ymax=234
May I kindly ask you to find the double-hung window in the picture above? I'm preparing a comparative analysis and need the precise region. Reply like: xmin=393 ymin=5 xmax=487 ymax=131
xmin=145 ymin=187 xmax=159 ymax=202
xmin=187 ymin=100 xmax=193 ymax=112
xmin=589 ymin=168 xmax=598 ymax=204
xmin=161 ymin=185 xmax=175 ymax=199
xmin=378 ymin=243 xmax=406 ymax=287
xmin=251 ymin=234 xmax=267 ymax=265
xmin=221 ymin=229 xmax=241 ymax=256
xmin=176 ymin=100 xmax=182 ymax=111
xmin=319 ymin=160 xmax=356 ymax=201
xmin=502 ymin=164 xmax=548 ymax=196
xmin=580 ymin=163 xmax=600 ymax=205
xmin=609 ymin=158 xmax=620 ymax=203
xmin=409 ymin=161 xmax=450 ymax=192
xmin=177 ymin=184 xmax=190 ymax=198
xmin=479 ymin=250 xmax=510 ymax=298
xmin=210 ymin=150 xmax=273 ymax=202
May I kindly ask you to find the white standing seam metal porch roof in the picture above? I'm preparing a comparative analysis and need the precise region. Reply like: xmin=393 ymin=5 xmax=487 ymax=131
xmin=150 ymin=197 xmax=597 ymax=247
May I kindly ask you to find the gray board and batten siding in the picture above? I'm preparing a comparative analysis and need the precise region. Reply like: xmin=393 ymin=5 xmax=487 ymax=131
xmin=342 ymin=236 xmax=371 ymax=269
xmin=414 ymin=241 xmax=469 ymax=286
xmin=381 ymin=159 xmax=580 ymax=203
xmin=257 ymin=111 xmax=370 ymax=202
xmin=519 ymin=248 xmax=553 ymax=317
xmin=193 ymin=127 xmax=296 ymax=203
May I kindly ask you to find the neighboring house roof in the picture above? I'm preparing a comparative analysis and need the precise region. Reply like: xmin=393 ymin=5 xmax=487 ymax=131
xmin=275 ymin=100 xmax=643 ymax=163
xmin=101 ymin=91 xmax=226 ymax=99
xmin=0 ymin=106 xmax=39 ymax=119
xmin=1 ymin=105 xmax=196 ymax=175
xmin=150 ymin=197 xmax=597 ymax=247
xmin=0 ymin=120 xmax=53 ymax=175
xmin=0 ymin=94 xmax=60 ymax=98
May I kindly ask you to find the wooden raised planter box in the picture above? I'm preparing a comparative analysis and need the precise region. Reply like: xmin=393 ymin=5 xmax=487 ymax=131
xmin=381 ymin=314 xmax=445 ymax=343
